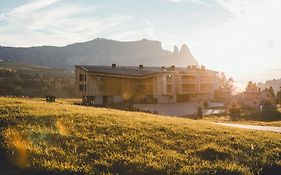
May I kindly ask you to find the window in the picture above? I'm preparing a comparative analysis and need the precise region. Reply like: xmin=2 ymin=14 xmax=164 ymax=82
xmin=79 ymin=84 xmax=84 ymax=91
xmin=79 ymin=74 xmax=86 ymax=81
xmin=182 ymin=84 xmax=196 ymax=92
xmin=79 ymin=84 xmax=87 ymax=92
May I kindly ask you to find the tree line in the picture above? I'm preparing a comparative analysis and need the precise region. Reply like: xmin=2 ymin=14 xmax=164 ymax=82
xmin=0 ymin=68 xmax=76 ymax=97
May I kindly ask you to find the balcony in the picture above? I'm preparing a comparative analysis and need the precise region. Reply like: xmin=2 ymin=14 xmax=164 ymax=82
xmin=181 ymin=79 xmax=197 ymax=84
xmin=200 ymin=87 xmax=213 ymax=93
xmin=180 ymin=89 xmax=196 ymax=94
xmin=200 ymin=79 xmax=213 ymax=83
xmin=181 ymin=75 xmax=196 ymax=84
xmin=181 ymin=84 xmax=196 ymax=94
xmin=200 ymin=75 xmax=213 ymax=83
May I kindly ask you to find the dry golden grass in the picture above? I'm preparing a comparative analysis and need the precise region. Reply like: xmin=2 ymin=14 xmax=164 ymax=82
xmin=0 ymin=97 xmax=281 ymax=175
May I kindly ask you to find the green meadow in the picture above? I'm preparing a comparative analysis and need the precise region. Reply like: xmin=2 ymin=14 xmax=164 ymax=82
xmin=0 ymin=97 xmax=280 ymax=175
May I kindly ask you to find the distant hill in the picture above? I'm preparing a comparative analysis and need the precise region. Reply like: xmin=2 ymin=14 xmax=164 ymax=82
xmin=0 ymin=61 xmax=75 ymax=97
xmin=0 ymin=60 xmax=69 ymax=75
xmin=0 ymin=38 xmax=198 ymax=69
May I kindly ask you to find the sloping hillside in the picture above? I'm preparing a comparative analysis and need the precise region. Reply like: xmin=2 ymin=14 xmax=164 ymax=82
xmin=0 ymin=61 xmax=75 ymax=97
xmin=0 ymin=39 xmax=198 ymax=69
xmin=0 ymin=60 xmax=69 ymax=76
xmin=0 ymin=98 xmax=280 ymax=175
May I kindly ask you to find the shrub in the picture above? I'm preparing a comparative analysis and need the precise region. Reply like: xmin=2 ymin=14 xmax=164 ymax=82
xmin=241 ymin=110 xmax=281 ymax=121
xmin=203 ymin=100 xmax=209 ymax=108
xmin=197 ymin=106 xmax=203 ymax=119
xmin=229 ymin=101 xmax=241 ymax=120
xmin=260 ymin=109 xmax=281 ymax=121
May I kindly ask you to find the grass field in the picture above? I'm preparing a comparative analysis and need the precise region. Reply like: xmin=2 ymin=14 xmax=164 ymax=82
xmin=0 ymin=98 xmax=281 ymax=175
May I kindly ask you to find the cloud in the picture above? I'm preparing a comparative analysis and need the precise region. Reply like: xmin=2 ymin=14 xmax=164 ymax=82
xmin=9 ymin=0 xmax=61 ymax=15
xmin=0 ymin=0 xmax=144 ymax=47
xmin=0 ymin=0 xmax=280 ymax=85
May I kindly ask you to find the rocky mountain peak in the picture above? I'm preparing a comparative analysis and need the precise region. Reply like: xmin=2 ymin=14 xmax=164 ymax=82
xmin=173 ymin=45 xmax=179 ymax=55
xmin=0 ymin=39 xmax=199 ymax=68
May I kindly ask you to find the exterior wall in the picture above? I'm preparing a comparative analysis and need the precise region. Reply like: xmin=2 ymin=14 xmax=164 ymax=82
xmin=200 ymin=73 xmax=217 ymax=100
xmin=76 ymin=66 xmax=158 ymax=104
xmin=75 ymin=67 xmax=88 ymax=97
xmin=155 ymin=73 xmax=177 ymax=103
xmin=94 ymin=96 xmax=103 ymax=104
xmin=153 ymin=71 xmax=217 ymax=103
xmin=75 ymin=66 xmax=218 ymax=104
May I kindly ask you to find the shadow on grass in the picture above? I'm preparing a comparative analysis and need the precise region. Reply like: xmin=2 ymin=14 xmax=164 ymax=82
xmin=196 ymin=147 xmax=231 ymax=162
xmin=0 ymin=116 xmax=78 ymax=175
xmin=260 ymin=165 xmax=281 ymax=175
xmin=0 ymin=145 xmax=80 ymax=175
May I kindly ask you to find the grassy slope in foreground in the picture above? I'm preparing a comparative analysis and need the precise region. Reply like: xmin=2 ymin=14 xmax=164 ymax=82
xmin=0 ymin=98 xmax=281 ymax=175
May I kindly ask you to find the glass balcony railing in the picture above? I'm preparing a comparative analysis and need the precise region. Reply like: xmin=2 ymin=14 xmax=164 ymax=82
xmin=181 ymin=86 xmax=196 ymax=93
xmin=181 ymin=79 xmax=196 ymax=83
xmin=200 ymin=79 xmax=213 ymax=83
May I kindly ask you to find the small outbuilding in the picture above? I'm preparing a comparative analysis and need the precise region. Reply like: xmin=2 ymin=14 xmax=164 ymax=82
xmin=46 ymin=95 xmax=56 ymax=102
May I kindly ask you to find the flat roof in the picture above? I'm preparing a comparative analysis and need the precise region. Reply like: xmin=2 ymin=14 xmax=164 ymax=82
xmin=75 ymin=65 xmax=217 ymax=77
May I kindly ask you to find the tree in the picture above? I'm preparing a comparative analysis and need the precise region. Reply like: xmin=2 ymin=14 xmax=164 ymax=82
xmin=268 ymin=86 xmax=276 ymax=99
xmin=203 ymin=100 xmax=209 ymax=108
xmin=217 ymin=72 xmax=234 ymax=93
xmin=245 ymin=81 xmax=259 ymax=92
xmin=229 ymin=101 xmax=241 ymax=119
xmin=277 ymin=87 xmax=281 ymax=105
xmin=197 ymin=106 xmax=203 ymax=119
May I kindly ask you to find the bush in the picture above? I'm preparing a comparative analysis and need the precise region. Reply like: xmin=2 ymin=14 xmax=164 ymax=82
xmin=197 ymin=106 xmax=203 ymax=119
xmin=241 ymin=110 xmax=281 ymax=121
xmin=260 ymin=109 xmax=281 ymax=121
xmin=203 ymin=100 xmax=209 ymax=108
xmin=229 ymin=101 xmax=241 ymax=120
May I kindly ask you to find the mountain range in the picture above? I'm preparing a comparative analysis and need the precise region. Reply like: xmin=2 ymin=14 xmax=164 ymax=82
xmin=0 ymin=38 xmax=198 ymax=69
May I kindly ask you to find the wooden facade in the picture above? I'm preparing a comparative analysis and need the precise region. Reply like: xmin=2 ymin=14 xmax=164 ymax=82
xmin=75 ymin=65 xmax=218 ymax=105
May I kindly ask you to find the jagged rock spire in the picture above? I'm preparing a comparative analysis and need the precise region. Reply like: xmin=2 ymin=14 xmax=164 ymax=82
xmin=173 ymin=45 xmax=179 ymax=55
xmin=179 ymin=44 xmax=198 ymax=65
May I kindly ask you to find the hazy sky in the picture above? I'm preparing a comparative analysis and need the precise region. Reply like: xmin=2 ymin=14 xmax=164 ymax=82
xmin=0 ymin=0 xmax=280 ymax=89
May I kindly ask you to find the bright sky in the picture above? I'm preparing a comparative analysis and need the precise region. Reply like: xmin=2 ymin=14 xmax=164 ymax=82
xmin=0 ymin=0 xmax=280 ymax=89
